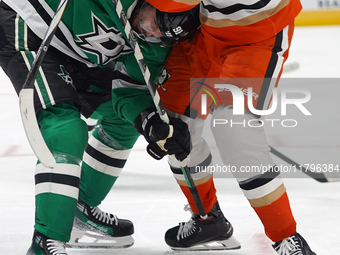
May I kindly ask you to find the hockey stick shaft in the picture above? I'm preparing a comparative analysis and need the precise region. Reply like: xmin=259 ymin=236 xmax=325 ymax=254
xmin=269 ymin=146 xmax=330 ymax=182
xmin=22 ymin=0 xmax=69 ymax=91
xmin=112 ymin=0 xmax=207 ymax=218
xmin=19 ymin=0 xmax=69 ymax=168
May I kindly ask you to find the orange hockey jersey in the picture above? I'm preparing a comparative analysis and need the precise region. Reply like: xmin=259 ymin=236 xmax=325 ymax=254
xmin=146 ymin=0 xmax=302 ymax=45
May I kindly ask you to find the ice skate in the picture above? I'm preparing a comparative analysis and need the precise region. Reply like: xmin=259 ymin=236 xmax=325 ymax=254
xmin=165 ymin=202 xmax=241 ymax=251
xmin=67 ymin=199 xmax=134 ymax=249
xmin=26 ymin=230 xmax=67 ymax=255
xmin=273 ymin=232 xmax=316 ymax=255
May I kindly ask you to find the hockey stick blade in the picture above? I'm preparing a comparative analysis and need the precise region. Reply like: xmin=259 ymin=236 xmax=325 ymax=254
xmin=20 ymin=89 xmax=56 ymax=168
xmin=270 ymin=146 xmax=340 ymax=183
xmin=18 ymin=0 xmax=69 ymax=168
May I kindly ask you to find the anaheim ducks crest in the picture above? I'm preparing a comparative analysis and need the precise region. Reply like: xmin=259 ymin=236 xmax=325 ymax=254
xmin=157 ymin=68 xmax=171 ymax=92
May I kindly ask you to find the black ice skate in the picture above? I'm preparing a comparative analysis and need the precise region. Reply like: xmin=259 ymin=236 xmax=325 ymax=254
xmin=273 ymin=232 xmax=316 ymax=255
xmin=67 ymin=199 xmax=134 ymax=249
xmin=26 ymin=230 xmax=67 ymax=255
xmin=165 ymin=202 xmax=241 ymax=251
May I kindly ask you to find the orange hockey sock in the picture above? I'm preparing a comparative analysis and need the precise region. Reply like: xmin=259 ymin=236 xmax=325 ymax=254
xmin=253 ymin=192 xmax=297 ymax=242
xmin=180 ymin=178 xmax=217 ymax=214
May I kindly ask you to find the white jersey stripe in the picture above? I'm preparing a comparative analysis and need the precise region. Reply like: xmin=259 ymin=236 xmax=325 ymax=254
xmin=20 ymin=51 xmax=46 ymax=107
xmin=24 ymin=20 xmax=29 ymax=51
xmin=200 ymin=0 xmax=289 ymax=27
xmin=261 ymin=24 xmax=290 ymax=112
xmin=4 ymin=0 xmax=96 ymax=67
xmin=14 ymin=14 xmax=19 ymax=51
xmin=36 ymin=62 xmax=56 ymax=106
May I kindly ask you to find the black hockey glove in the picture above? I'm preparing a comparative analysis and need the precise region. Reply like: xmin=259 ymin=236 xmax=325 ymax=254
xmin=134 ymin=108 xmax=191 ymax=161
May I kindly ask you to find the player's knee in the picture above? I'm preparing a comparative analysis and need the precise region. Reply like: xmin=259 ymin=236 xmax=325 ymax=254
xmin=38 ymin=102 xmax=88 ymax=160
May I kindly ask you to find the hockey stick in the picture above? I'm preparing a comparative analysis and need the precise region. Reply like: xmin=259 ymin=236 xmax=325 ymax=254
xmin=269 ymin=146 xmax=340 ymax=183
xmin=112 ymin=0 xmax=208 ymax=218
xmin=19 ymin=0 xmax=69 ymax=168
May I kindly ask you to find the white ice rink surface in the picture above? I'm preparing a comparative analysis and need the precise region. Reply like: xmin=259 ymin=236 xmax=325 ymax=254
xmin=1 ymin=26 xmax=340 ymax=255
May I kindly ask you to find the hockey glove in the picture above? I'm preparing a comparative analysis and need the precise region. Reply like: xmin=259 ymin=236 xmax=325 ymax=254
xmin=134 ymin=108 xmax=191 ymax=161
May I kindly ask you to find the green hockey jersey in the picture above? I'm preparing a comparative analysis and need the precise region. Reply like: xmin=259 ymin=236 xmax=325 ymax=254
xmin=3 ymin=0 xmax=171 ymax=122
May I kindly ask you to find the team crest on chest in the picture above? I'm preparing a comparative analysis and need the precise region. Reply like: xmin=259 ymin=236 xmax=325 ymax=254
xmin=157 ymin=68 xmax=171 ymax=92
xmin=75 ymin=13 xmax=132 ymax=65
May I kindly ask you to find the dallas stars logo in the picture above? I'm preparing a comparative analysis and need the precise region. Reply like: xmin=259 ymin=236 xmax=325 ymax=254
xmin=75 ymin=13 xmax=132 ymax=65
xmin=57 ymin=65 xmax=73 ymax=86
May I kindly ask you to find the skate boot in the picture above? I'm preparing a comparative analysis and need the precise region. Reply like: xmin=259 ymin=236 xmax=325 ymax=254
xmin=26 ymin=230 xmax=67 ymax=255
xmin=273 ymin=232 xmax=316 ymax=255
xmin=67 ymin=199 xmax=134 ymax=249
xmin=165 ymin=202 xmax=241 ymax=251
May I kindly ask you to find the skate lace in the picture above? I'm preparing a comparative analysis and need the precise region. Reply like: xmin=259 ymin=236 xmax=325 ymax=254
xmin=46 ymin=239 xmax=67 ymax=255
xmin=275 ymin=236 xmax=302 ymax=255
xmin=183 ymin=204 xmax=195 ymax=216
xmin=177 ymin=219 xmax=196 ymax=240
xmin=90 ymin=206 xmax=118 ymax=226
xmin=176 ymin=204 xmax=197 ymax=240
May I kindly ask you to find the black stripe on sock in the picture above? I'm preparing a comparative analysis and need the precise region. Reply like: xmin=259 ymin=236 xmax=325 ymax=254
xmin=239 ymin=166 xmax=280 ymax=191
xmin=35 ymin=173 xmax=80 ymax=188
xmin=85 ymin=144 xmax=126 ymax=168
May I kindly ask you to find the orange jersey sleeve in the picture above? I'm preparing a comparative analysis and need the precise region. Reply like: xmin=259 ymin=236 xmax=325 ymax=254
xmin=146 ymin=0 xmax=200 ymax=12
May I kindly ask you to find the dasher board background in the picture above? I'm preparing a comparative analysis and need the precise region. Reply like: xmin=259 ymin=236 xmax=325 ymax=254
xmin=297 ymin=0 xmax=340 ymax=25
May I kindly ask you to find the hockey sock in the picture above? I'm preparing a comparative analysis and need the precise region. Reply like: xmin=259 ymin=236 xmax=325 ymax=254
xmin=35 ymin=163 xmax=81 ymax=242
xmin=252 ymin=191 xmax=297 ymax=242
xmin=79 ymin=128 xmax=131 ymax=206
xmin=35 ymin=103 xmax=88 ymax=241
xmin=179 ymin=177 xmax=218 ymax=214
xmin=79 ymin=113 xmax=140 ymax=206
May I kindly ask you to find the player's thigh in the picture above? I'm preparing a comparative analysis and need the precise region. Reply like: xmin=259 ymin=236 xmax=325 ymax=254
xmin=218 ymin=24 xmax=294 ymax=112
xmin=210 ymin=105 xmax=276 ymax=181
xmin=95 ymin=101 xmax=140 ymax=150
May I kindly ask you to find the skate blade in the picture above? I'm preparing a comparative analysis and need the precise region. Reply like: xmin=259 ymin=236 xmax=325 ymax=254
xmin=66 ymin=228 xmax=134 ymax=249
xmin=171 ymin=236 xmax=241 ymax=251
